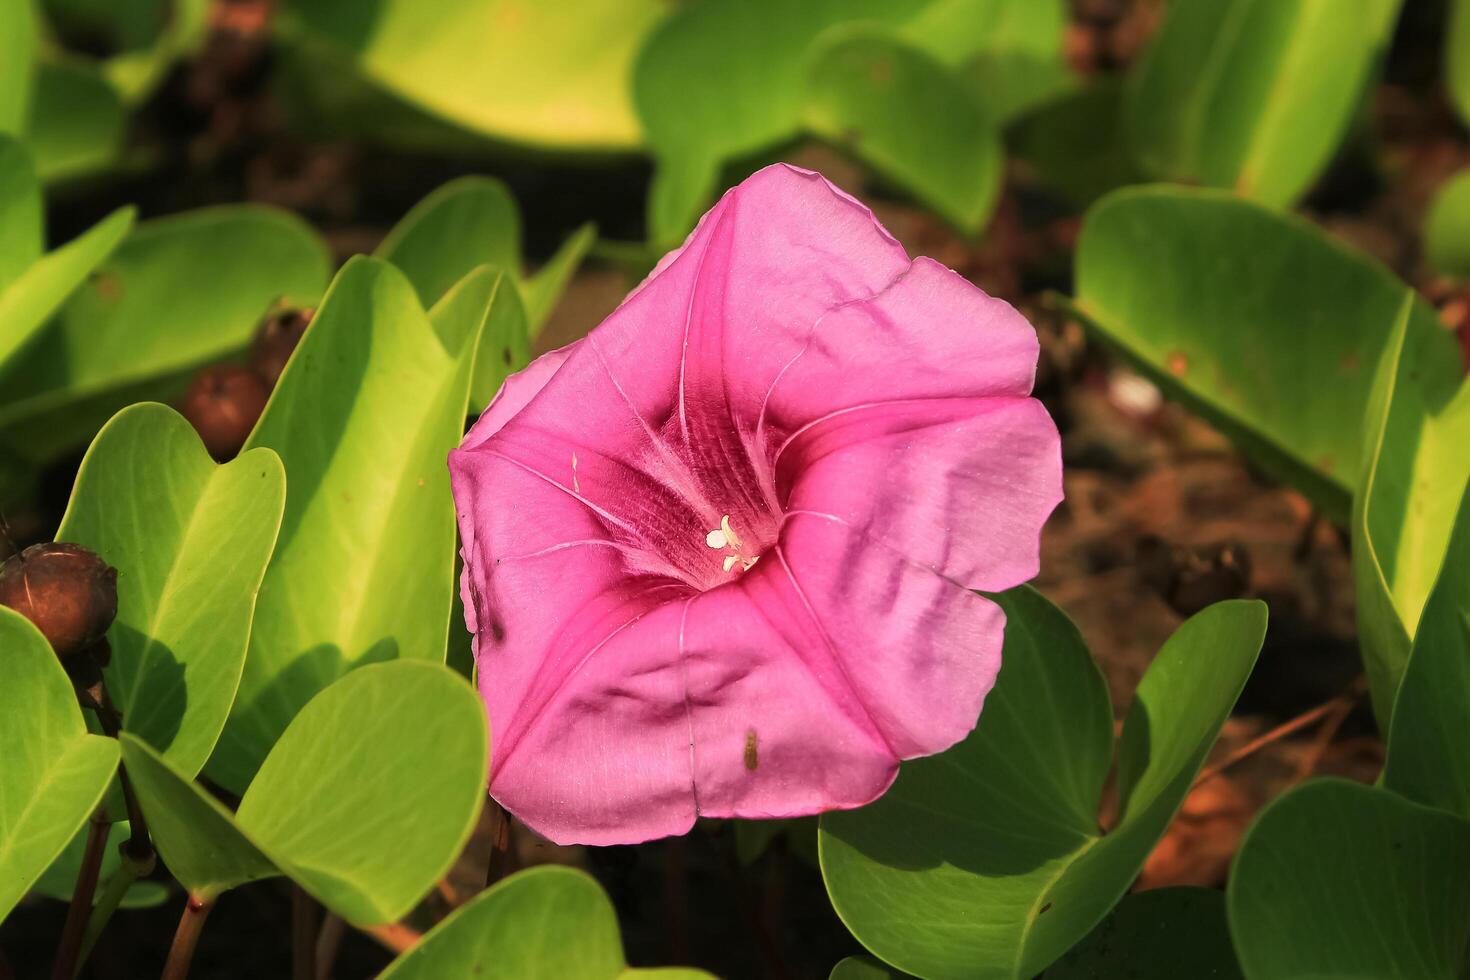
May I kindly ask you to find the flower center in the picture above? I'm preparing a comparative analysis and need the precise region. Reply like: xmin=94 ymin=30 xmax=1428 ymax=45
xmin=704 ymin=514 xmax=761 ymax=574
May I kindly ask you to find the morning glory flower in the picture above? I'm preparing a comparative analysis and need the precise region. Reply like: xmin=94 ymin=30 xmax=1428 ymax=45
xmin=449 ymin=164 xmax=1063 ymax=845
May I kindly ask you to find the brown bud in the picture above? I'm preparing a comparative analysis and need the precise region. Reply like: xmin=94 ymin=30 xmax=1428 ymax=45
xmin=177 ymin=364 xmax=270 ymax=461
xmin=0 ymin=543 xmax=118 ymax=660
xmin=249 ymin=306 xmax=314 ymax=386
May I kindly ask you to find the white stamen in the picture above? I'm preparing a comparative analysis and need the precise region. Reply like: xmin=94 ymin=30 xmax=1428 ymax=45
xmin=722 ymin=555 xmax=739 ymax=572
xmin=706 ymin=528 xmax=728 ymax=549
xmin=705 ymin=515 xmax=759 ymax=575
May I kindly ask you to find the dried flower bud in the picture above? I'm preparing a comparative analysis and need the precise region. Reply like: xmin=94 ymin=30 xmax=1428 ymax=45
xmin=178 ymin=364 xmax=270 ymax=461
xmin=0 ymin=543 xmax=118 ymax=660
xmin=249 ymin=306 xmax=314 ymax=386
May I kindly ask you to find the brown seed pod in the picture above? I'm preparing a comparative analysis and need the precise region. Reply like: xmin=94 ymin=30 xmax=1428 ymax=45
xmin=1138 ymin=536 xmax=1253 ymax=618
xmin=177 ymin=364 xmax=270 ymax=461
xmin=0 ymin=543 xmax=118 ymax=660
xmin=248 ymin=306 xmax=314 ymax=386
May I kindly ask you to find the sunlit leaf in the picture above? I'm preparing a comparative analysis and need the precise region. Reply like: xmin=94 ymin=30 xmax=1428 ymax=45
xmin=209 ymin=260 xmax=489 ymax=790
xmin=56 ymin=403 xmax=286 ymax=777
xmin=0 ymin=607 xmax=120 ymax=921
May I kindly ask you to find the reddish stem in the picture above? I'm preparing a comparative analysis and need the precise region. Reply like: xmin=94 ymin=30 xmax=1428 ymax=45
xmin=51 ymin=811 xmax=109 ymax=980
xmin=160 ymin=894 xmax=215 ymax=980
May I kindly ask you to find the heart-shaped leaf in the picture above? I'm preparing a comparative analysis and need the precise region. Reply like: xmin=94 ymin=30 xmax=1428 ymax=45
xmin=209 ymin=260 xmax=490 ymax=791
xmin=1070 ymin=185 xmax=1456 ymax=522
xmin=1228 ymin=778 xmax=1470 ymax=980
xmin=0 ymin=205 xmax=329 ymax=464
xmin=820 ymin=590 xmax=1266 ymax=980
xmin=1046 ymin=887 xmax=1242 ymax=980
xmin=804 ymin=30 xmax=1002 ymax=235
xmin=0 ymin=136 xmax=134 ymax=376
xmin=0 ymin=606 xmax=120 ymax=921
xmin=1382 ymin=476 xmax=1470 ymax=820
xmin=1125 ymin=0 xmax=1403 ymax=207
xmin=634 ymin=0 xmax=920 ymax=244
xmin=277 ymin=0 xmax=669 ymax=152
xmin=1425 ymin=170 xmax=1470 ymax=279
xmin=1353 ymin=299 xmax=1470 ymax=726
xmin=55 ymin=403 xmax=286 ymax=778
xmin=124 ymin=659 xmax=488 ymax=922
xmin=378 ymin=865 xmax=713 ymax=979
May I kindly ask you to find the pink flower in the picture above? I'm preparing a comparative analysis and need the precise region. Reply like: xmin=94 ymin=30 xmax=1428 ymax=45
xmin=449 ymin=165 xmax=1062 ymax=845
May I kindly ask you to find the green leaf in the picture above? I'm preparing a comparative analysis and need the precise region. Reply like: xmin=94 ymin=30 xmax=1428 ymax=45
xmin=43 ymin=0 xmax=210 ymax=104
xmin=1425 ymin=170 xmax=1470 ymax=279
xmin=378 ymin=865 xmax=713 ymax=979
xmin=0 ymin=0 xmax=34 ymax=135
xmin=24 ymin=60 xmax=127 ymax=183
xmin=1353 ymin=299 xmax=1470 ymax=727
xmin=124 ymin=660 xmax=487 ymax=922
xmin=1011 ymin=81 xmax=1145 ymax=208
xmin=466 ymin=268 xmax=530 ymax=410
xmin=1045 ymin=888 xmax=1242 ymax=980
xmin=32 ymin=820 xmax=169 ymax=909
xmin=0 ymin=136 xmax=41 ymax=286
xmin=804 ymin=30 xmax=1002 ymax=235
xmin=1070 ymin=185 xmax=1456 ymax=522
xmin=1382 ymin=477 xmax=1470 ymax=820
xmin=234 ymin=660 xmax=488 ymax=924
xmin=0 ymin=606 xmax=121 ymax=921
xmin=373 ymin=176 xmax=578 ymax=379
xmin=278 ymin=0 xmax=669 ymax=151
xmin=0 ymin=204 xmax=329 ymax=464
xmin=0 ymin=137 xmax=134 ymax=377
xmin=1228 ymin=778 xmax=1470 ymax=980
xmin=117 ymin=734 xmax=276 ymax=900
xmin=900 ymin=0 xmax=1072 ymax=124
xmin=830 ymin=956 xmax=911 ymax=980
xmin=209 ymin=260 xmax=488 ymax=791
xmin=820 ymin=591 xmax=1266 ymax=980
xmin=374 ymin=176 xmax=520 ymax=309
xmin=1124 ymin=0 xmax=1402 ymax=207
xmin=633 ymin=0 xmax=921 ymax=243
xmin=55 ymin=403 xmax=286 ymax=778
xmin=1448 ymin=0 xmax=1470 ymax=126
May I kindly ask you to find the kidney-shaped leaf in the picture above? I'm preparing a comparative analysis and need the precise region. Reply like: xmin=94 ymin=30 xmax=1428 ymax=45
xmin=124 ymin=660 xmax=487 ymax=922
xmin=0 ymin=607 xmax=120 ymax=920
xmin=56 ymin=403 xmax=286 ymax=778
xmin=23 ymin=60 xmax=127 ymax=184
xmin=1229 ymin=778 xmax=1470 ymax=980
xmin=804 ymin=30 xmax=1002 ymax=235
xmin=1046 ymin=887 xmax=1241 ymax=980
xmin=821 ymin=591 xmax=1266 ymax=980
xmin=374 ymin=176 xmax=520 ymax=310
xmin=1125 ymin=0 xmax=1402 ymax=207
xmin=1353 ymin=302 xmax=1470 ymax=727
xmin=0 ymin=205 xmax=329 ymax=464
xmin=1382 ymin=477 xmax=1470 ymax=820
xmin=378 ymin=865 xmax=712 ymax=979
xmin=209 ymin=259 xmax=489 ymax=791
xmin=1071 ymin=185 xmax=1455 ymax=522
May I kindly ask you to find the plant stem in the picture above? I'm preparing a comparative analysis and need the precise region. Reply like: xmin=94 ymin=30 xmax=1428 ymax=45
xmin=160 ymin=894 xmax=215 ymax=980
xmin=50 ymin=811 xmax=109 ymax=980
xmin=74 ymin=848 xmax=148 ymax=973
xmin=291 ymin=886 xmax=317 ymax=980
xmin=313 ymin=913 xmax=345 ymax=980
xmin=91 ymin=683 xmax=155 ymax=865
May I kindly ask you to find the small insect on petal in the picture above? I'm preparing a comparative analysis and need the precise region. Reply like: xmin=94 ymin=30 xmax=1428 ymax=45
xmin=744 ymin=728 xmax=759 ymax=771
